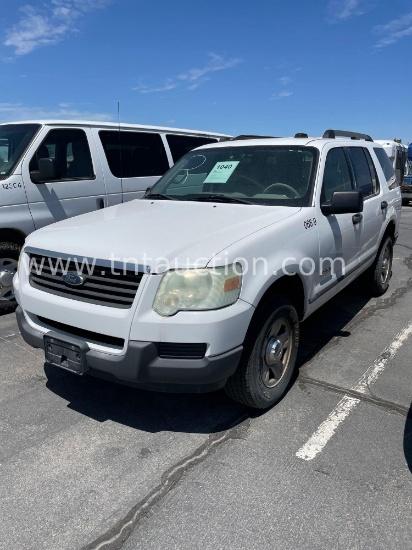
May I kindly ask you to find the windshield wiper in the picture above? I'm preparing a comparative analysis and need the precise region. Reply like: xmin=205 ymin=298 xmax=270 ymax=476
xmin=185 ymin=194 xmax=252 ymax=205
xmin=144 ymin=193 xmax=177 ymax=201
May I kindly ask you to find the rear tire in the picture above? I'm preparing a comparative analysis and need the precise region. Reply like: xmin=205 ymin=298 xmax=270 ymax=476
xmin=364 ymin=236 xmax=393 ymax=297
xmin=402 ymin=199 xmax=409 ymax=206
xmin=0 ymin=242 xmax=21 ymax=313
xmin=225 ymin=295 xmax=299 ymax=409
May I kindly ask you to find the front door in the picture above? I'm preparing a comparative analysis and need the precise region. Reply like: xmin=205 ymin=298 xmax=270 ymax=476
xmin=22 ymin=126 xmax=107 ymax=229
xmin=313 ymin=146 xmax=361 ymax=300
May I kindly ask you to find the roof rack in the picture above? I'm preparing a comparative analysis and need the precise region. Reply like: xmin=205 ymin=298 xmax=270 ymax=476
xmin=294 ymin=133 xmax=308 ymax=138
xmin=322 ymin=129 xmax=373 ymax=142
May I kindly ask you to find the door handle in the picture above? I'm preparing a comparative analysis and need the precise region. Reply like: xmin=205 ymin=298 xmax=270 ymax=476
xmin=381 ymin=201 xmax=388 ymax=210
xmin=352 ymin=213 xmax=363 ymax=224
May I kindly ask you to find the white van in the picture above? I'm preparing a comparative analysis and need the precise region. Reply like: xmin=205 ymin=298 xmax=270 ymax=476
xmin=0 ymin=120 xmax=229 ymax=310
xmin=375 ymin=140 xmax=407 ymax=199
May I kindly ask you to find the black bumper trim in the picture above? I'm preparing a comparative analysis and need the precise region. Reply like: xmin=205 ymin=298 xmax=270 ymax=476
xmin=16 ymin=307 xmax=243 ymax=393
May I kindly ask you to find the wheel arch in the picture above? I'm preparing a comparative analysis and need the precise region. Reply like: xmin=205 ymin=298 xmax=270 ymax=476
xmin=0 ymin=228 xmax=26 ymax=247
xmin=253 ymin=274 xmax=306 ymax=321
xmin=383 ymin=219 xmax=396 ymax=243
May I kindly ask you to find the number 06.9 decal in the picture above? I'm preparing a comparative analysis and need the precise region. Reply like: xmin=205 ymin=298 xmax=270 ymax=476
xmin=303 ymin=218 xmax=317 ymax=229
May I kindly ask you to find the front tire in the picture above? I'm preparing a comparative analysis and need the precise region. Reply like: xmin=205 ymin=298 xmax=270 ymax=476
xmin=225 ymin=296 xmax=299 ymax=409
xmin=0 ymin=242 xmax=21 ymax=313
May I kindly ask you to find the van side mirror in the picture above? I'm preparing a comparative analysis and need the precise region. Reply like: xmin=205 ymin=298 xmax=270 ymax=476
xmin=30 ymin=158 xmax=58 ymax=183
xmin=321 ymin=191 xmax=363 ymax=216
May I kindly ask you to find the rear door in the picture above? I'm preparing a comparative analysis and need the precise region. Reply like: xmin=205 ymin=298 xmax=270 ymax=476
xmin=22 ymin=126 xmax=107 ymax=229
xmin=346 ymin=146 xmax=384 ymax=266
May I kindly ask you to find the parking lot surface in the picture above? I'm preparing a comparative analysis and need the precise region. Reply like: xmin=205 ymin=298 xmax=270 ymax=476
xmin=1 ymin=209 xmax=412 ymax=550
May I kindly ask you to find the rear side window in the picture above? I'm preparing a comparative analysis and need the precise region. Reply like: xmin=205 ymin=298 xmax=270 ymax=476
xmin=346 ymin=147 xmax=378 ymax=199
xmin=166 ymin=134 xmax=218 ymax=163
xmin=373 ymin=147 xmax=397 ymax=189
xmin=29 ymin=129 xmax=94 ymax=182
xmin=99 ymin=131 xmax=169 ymax=178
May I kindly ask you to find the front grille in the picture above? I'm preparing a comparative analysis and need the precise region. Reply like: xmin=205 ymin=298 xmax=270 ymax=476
xmin=29 ymin=253 xmax=143 ymax=308
xmin=158 ymin=342 xmax=207 ymax=359
xmin=38 ymin=316 xmax=124 ymax=347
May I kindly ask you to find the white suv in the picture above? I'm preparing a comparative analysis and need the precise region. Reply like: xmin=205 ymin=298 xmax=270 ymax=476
xmin=14 ymin=130 xmax=401 ymax=409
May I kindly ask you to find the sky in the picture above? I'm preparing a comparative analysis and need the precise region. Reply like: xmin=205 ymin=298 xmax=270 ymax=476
xmin=0 ymin=0 xmax=411 ymax=142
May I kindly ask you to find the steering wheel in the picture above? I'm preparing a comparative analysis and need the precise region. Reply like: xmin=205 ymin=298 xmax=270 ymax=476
xmin=262 ymin=183 xmax=300 ymax=198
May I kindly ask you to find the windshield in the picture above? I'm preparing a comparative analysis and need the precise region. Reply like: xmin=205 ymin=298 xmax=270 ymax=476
xmin=0 ymin=124 xmax=41 ymax=179
xmin=149 ymin=145 xmax=318 ymax=206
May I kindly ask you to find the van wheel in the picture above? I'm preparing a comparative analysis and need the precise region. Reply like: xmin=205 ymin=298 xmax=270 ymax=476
xmin=365 ymin=236 xmax=393 ymax=297
xmin=225 ymin=296 xmax=299 ymax=409
xmin=0 ymin=242 xmax=21 ymax=312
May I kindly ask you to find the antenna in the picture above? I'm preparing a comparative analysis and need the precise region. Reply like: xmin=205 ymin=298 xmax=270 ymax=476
xmin=117 ymin=101 xmax=124 ymax=199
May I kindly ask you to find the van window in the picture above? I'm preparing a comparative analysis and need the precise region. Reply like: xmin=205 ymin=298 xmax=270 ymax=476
xmin=347 ymin=147 xmax=376 ymax=199
xmin=29 ymin=129 xmax=94 ymax=181
xmin=373 ymin=147 xmax=397 ymax=189
xmin=166 ymin=134 xmax=218 ymax=163
xmin=99 ymin=131 xmax=169 ymax=178
xmin=0 ymin=124 xmax=40 ymax=179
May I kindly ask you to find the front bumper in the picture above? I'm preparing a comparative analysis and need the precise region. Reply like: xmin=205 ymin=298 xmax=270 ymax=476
xmin=16 ymin=306 xmax=243 ymax=393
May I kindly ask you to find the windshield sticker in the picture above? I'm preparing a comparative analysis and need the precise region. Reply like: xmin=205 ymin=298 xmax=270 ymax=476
xmin=204 ymin=161 xmax=240 ymax=184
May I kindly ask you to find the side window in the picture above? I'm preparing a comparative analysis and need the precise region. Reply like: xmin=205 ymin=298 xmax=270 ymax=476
xmin=362 ymin=148 xmax=380 ymax=195
xmin=99 ymin=131 xmax=169 ymax=178
xmin=321 ymin=147 xmax=353 ymax=203
xmin=29 ymin=129 xmax=94 ymax=182
xmin=346 ymin=147 xmax=375 ymax=199
xmin=373 ymin=147 xmax=398 ymax=189
xmin=166 ymin=135 xmax=218 ymax=163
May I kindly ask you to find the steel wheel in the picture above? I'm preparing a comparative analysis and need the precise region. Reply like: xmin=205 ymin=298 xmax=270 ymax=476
xmin=261 ymin=317 xmax=293 ymax=388
xmin=225 ymin=295 xmax=300 ymax=409
xmin=380 ymin=241 xmax=392 ymax=286
xmin=0 ymin=257 xmax=18 ymax=301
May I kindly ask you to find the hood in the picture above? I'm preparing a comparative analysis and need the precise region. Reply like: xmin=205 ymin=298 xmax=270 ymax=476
xmin=25 ymin=199 xmax=300 ymax=272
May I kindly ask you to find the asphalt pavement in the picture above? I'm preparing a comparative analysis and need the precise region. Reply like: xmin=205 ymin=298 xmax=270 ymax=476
xmin=1 ymin=208 xmax=412 ymax=550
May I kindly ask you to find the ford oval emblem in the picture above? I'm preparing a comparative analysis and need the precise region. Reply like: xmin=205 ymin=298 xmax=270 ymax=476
xmin=62 ymin=272 xmax=86 ymax=286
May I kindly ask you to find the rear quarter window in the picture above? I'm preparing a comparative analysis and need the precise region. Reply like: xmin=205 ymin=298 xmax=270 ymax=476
xmin=373 ymin=147 xmax=397 ymax=189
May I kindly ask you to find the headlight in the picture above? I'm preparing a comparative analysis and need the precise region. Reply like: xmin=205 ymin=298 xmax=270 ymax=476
xmin=153 ymin=264 xmax=242 ymax=316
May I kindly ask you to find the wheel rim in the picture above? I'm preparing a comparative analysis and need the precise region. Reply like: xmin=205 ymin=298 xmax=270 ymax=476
xmin=0 ymin=257 xmax=18 ymax=301
xmin=261 ymin=316 xmax=293 ymax=388
xmin=380 ymin=243 xmax=392 ymax=286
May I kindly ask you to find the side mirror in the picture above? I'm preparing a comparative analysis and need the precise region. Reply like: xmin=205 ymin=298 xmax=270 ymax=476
xmin=30 ymin=158 xmax=58 ymax=183
xmin=321 ymin=191 xmax=363 ymax=216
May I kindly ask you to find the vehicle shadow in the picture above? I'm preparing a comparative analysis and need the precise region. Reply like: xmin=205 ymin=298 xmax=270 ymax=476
xmin=45 ymin=279 xmax=372 ymax=435
xmin=404 ymin=402 xmax=412 ymax=473
xmin=45 ymin=363 xmax=250 ymax=435
xmin=296 ymin=278 xmax=371 ymax=369
xmin=0 ymin=306 xmax=16 ymax=318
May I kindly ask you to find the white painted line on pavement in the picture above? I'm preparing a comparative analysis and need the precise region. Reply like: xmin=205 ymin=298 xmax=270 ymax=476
xmin=354 ymin=321 xmax=412 ymax=394
xmin=296 ymin=395 xmax=360 ymax=461
xmin=296 ymin=320 xmax=412 ymax=461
